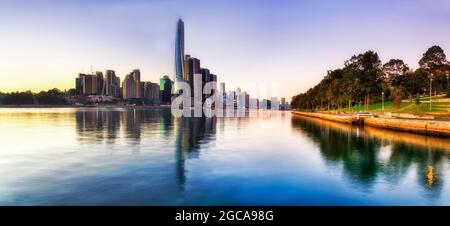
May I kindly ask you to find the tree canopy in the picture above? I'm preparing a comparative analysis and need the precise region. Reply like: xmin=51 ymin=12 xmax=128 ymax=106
xmin=0 ymin=89 xmax=69 ymax=105
xmin=291 ymin=46 xmax=449 ymax=112
xmin=419 ymin=45 xmax=448 ymax=71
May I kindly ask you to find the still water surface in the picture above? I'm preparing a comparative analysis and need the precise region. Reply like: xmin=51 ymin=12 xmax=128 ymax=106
xmin=1 ymin=108 xmax=450 ymax=205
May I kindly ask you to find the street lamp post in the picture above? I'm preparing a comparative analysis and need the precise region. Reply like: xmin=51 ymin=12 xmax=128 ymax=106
xmin=382 ymin=91 xmax=385 ymax=112
xmin=430 ymin=77 xmax=433 ymax=111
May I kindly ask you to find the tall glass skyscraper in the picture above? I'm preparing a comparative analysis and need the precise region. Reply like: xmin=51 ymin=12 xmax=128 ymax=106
xmin=174 ymin=18 xmax=185 ymax=93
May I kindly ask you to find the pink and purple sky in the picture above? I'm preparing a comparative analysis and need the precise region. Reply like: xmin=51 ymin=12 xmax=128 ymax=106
xmin=1 ymin=0 xmax=449 ymax=100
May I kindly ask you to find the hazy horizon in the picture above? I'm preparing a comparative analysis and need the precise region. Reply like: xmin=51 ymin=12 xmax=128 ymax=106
xmin=1 ymin=0 xmax=449 ymax=101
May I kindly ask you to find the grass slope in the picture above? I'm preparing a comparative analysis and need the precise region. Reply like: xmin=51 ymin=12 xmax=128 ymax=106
xmin=350 ymin=95 xmax=450 ymax=113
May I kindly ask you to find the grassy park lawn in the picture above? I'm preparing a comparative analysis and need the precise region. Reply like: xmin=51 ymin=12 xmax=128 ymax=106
xmin=350 ymin=95 xmax=450 ymax=114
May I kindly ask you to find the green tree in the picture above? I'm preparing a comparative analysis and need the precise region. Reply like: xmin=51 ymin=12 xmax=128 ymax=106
xmin=410 ymin=69 xmax=428 ymax=100
xmin=67 ymin=88 xmax=79 ymax=96
xmin=383 ymin=59 xmax=410 ymax=87
xmin=0 ymin=89 xmax=68 ymax=106
xmin=433 ymin=74 xmax=448 ymax=94
xmin=419 ymin=45 xmax=448 ymax=71
xmin=345 ymin=50 xmax=384 ymax=111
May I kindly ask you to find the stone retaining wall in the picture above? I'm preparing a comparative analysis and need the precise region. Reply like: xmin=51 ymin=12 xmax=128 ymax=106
xmin=291 ymin=111 xmax=361 ymax=124
xmin=292 ymin=111 xmax=450 ymax=137
xmin=364 ymin=117 xmax=450 ymax=136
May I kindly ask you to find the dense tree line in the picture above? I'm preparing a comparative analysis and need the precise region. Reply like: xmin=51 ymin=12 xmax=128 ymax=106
xmin=0 ymin=88 xmax=69 ymax=105
xmin=291 ymin=45 xmax=450 ymax=111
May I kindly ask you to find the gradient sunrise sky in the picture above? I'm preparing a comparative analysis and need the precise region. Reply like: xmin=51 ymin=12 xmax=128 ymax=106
xmin=1 ymin=0 xmax=449 ymax=100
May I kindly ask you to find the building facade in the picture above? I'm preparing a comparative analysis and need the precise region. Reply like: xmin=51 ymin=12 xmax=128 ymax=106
xmin=143 ymin=82 xmax=161 ymax=105
xmin=95 ymin=71 xmax=104 ymax=95
xmin=122 ymin=69 xmax=141 ymax=99
xmin=184 ymin=55 xmax=201 ymax=89
xmin=105 ymin=70 xmax=121 ymax=97
xmin=81 ymin=74 xmax=93 ymax=95
xmin=174 ymin=18 xmax=185 ymax=93
xmin=159 ymin=75 xmax=173 ymax=104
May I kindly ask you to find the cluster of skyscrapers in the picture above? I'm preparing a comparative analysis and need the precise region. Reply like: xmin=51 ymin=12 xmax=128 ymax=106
xmin=174 ymin=19 xmax=218 ymax=104
xmin=75 ymin=70 xmax=173 ymax=105
xmin=74 ymin=18 xmax=288 ymax=109
xmin=173 ymin=19 xmax=289 ymax=110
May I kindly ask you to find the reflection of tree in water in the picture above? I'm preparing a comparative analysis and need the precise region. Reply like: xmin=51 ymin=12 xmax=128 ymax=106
xmin=291 ymin=117 xmax=381 ymax=187
xmin=291 ymin=116 xmax=450 ymax=199
xmin=388 ymin=143 xmax=446 ymax=199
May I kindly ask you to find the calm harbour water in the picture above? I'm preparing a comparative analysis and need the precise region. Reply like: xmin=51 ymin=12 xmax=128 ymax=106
xmin=1 ymin=107 xmax=450 ymax=206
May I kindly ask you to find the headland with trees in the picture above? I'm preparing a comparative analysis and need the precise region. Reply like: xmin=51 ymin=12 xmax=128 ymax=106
xmin=291 ymin=45 xmax=450 ymax=136
xmin=291 ymin=45 xmax=450 ymax=114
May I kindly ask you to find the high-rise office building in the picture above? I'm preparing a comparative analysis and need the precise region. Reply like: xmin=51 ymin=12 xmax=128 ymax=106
xmin=184 ymin=55 xmax=201 ymax=89
xmin=261 ymin=99 xmax=272 ymax=109
xmin=122 ymin=69 xmax=141 ymax=99
xmin=201 ymin=69 xmax=217 ymax=85
xmin=218 ymin=82 xmax=226 ymax=108
xmin=193 ymin=73 xmax=203 ymax=107
xmin=91 ymin=74 xmax=98 ymax=95
xmin=131 ymin=69 xmax=141 ymax=82
xmin=95 ymin=71 xmax=104 ymax=95
xmin=200 ymin=68 xmax=211 ymax=102
xmin=105 ymin=70 xmax=121 ymax=97
xmin=159 ymin=75 xmax=173 ymax=104
xmin=237 ymin=91 xmax=250 ymax=109
xmin=76 ymin=73 xmax=95 ymax=95
xmin=75 ymin=74 xmax=84 ymax=95
xmin=81 ymin=74 xmax=94 ymax=95
xmin=143 ymin=82 xmax=160 ymax=105
xmin=113 ymin=77 xmax=122 ymax=97
xmin=140 ymin=82 xmax=145 ymax=98
xmin=244 ymin=92 xmax=250 ymax=109
xmin=281 ymin=97 xmax=286 ymax=110
xmin=227 ymin=91 xmax=237 ymax=107
xmin=173 ymin=19 xmax=219 ymax=104
xmin=174 ymin=18 xmax=185 ymax=93
xmin=105 ymin=70 xmax=114 ymax=96
xmin=220 ymin=83 xmax=225 ymax=95
xmin=250 ymin=98 xmax=258 ymax=109
xmin=133 ymin=69 xmax=141 ymax=97
xmin=122 ymin=75 xmax=135 ymax=99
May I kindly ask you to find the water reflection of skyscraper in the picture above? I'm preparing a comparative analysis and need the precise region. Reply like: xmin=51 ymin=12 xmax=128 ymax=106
xmin=173 ymin=115 xmax=217 ymax=190
xmin=75 ymin=109 xmax=175 ymax=142
xmin=175 ymin=116 xmax=217 ymax=158
xmin=291 ymin=116 xmax=448 ymax=200
xmin=75 ymin=108 xmax=217 ymax=195
xmin=75 ymin=109 xmax=121 ymax=143
xmin=75 ymin=108 xmax=217 ymax=155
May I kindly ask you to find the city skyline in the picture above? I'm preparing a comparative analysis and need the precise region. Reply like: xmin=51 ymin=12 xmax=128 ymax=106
xmin=1 ymin=0 xmax=450 ymax=101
